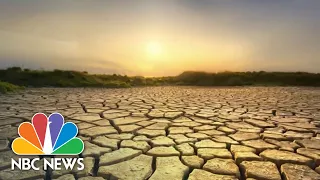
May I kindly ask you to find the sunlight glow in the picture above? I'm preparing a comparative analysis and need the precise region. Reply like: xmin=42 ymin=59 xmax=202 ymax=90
xmin=146 ymin=42 xmax=162 ymax=56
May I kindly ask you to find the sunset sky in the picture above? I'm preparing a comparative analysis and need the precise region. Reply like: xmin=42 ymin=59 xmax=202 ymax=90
xmin=0 ymin=0 xmax=319 ymax=76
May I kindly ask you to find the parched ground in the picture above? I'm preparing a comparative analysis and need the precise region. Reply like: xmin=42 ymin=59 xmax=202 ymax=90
xmin=1 ymin=86 xmax=320 ymax=180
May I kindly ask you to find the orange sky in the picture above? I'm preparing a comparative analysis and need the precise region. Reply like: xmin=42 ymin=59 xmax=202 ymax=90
xmin=0 ymin=1 xmax=320 ymax=76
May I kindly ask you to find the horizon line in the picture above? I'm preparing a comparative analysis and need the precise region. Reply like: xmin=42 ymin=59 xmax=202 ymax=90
xmin=1 ymin=66 xmax=319 ymax=77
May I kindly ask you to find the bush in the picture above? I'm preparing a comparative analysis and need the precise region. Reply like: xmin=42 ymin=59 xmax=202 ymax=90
xmin=226 ymin=77 xmax=245 ymax=86
xmin=175 ymin=71 xmax=320 ymax=86
xmin=0 ymin=81 xmax=23 ymax=94
xmin=1 ymin=67 xmax=320 ymax=88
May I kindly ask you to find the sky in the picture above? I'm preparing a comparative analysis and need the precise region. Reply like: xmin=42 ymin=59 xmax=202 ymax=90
xmin=0 ymin=0 xmax=319 ymax=76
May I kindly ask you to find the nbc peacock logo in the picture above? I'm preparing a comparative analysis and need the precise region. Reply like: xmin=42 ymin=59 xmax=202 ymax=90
xmin=12 ymin=113 xmax=84 ymax=155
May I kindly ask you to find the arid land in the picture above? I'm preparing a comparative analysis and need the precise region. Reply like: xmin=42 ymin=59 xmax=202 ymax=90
xmin=1 ymin=86 xmax=320 ymax=180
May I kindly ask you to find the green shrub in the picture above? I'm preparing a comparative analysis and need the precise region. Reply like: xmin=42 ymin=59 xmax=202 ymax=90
xmin=0 ymin=81 xmax=23 ymax=94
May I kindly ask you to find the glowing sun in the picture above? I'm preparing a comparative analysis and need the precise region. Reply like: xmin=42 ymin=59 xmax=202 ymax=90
xmin=146 ymin=42 xmax=162 ymax=56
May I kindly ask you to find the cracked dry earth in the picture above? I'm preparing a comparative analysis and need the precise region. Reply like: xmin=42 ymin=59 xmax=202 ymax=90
xmin=1 ymin=87 xmax=320 ymax=180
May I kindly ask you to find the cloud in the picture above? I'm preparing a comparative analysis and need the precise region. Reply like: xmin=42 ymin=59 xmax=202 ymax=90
xmin=0 ymin=30 xmax=130 ymax=74
xmin=0 ymin=0 xmax=320 ymax=75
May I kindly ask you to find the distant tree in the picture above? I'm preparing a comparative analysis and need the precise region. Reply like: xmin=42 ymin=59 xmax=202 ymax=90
xmin=7 ymin=67 xmax=22 ymax=72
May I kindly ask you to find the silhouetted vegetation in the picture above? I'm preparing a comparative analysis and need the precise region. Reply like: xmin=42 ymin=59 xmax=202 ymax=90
xmin=0 ymin=67 xmax=132 ymax=88
xmin=1 ymin=67 xmax=320 ymax=89
xmin=175 ymin=71 xmax=320 ymax=86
